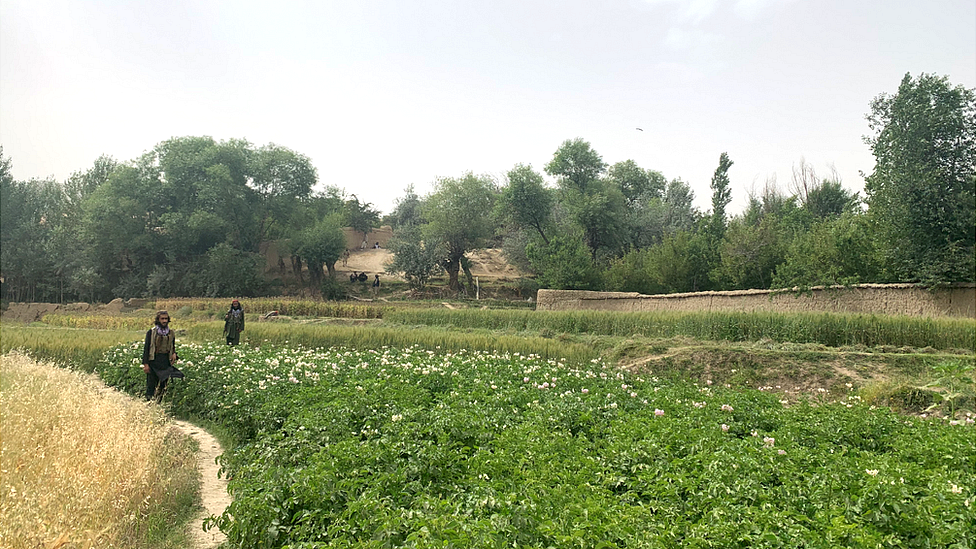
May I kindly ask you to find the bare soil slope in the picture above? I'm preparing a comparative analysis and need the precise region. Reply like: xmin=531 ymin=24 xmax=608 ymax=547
xmin=340 ymin=248 xmax=519 ymax=280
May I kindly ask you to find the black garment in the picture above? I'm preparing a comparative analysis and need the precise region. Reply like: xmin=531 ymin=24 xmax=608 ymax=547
xmin=358 ymin=272 xmax=368 ymax=282
xmin=224 ymin=306 xmax=244 ymax=345
xmin=142 ymin=328 xmax=184 ymax=401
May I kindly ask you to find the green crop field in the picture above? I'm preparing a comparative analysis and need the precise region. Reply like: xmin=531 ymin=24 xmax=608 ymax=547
xmin=4 ymin=309 xmax=974 ymax=548
xmin=90 ymin=338 xmax=974 ymax=548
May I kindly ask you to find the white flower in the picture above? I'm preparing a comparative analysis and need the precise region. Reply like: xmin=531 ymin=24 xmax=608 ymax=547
xmin=950 ymin=483 xmax=963 ymax=494
xmin=865 ymin=469 xmax=879 ymax=476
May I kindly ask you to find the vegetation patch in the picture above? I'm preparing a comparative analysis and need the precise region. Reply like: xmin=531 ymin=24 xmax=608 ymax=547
xmin=89 ymin=340 xmax=976 ymax=548
xmin=0 ymin=353 xmax=198 ymax=549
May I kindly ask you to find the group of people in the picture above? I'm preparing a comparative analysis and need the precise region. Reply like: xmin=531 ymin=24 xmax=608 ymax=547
xmin=141 ymin=300 xmax=246 ymax=402
xmin=349 ymin=271 xmax=381 ymax=287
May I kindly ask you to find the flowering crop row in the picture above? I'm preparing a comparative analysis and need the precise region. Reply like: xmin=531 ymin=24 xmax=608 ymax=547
xmin=96 ymin=341 xmax=975 ymax=548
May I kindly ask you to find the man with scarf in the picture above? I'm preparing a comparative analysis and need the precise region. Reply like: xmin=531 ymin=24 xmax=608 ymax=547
xmin=141 ymin=310 xmax=184 ymax=402
xmin=224 ymin=299 xmax=245 ymax=345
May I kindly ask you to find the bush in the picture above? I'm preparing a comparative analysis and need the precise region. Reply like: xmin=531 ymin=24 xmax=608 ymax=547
xmin=320 ymin=277 xmax=348 ymax=301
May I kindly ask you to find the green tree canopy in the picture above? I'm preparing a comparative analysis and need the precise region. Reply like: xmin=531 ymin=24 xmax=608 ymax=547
xmin=343 ymin=195 xmax=381 ymax=245
xmin=422 ymin=173 xmax=498 ymax=292
xmin=497 ymin=164 xmax=553 ymax=245
xmin=864 ymin=72 xmax=976 ymax=284
xmin=706 ymin=152 xmax=734 ymax=240
xmin=545 ymin=138 xmax=606 ymax=194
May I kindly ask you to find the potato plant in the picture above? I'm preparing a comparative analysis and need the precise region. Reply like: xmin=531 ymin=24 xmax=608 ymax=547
xmin=97 ymin=341 xmax=975 ymax=548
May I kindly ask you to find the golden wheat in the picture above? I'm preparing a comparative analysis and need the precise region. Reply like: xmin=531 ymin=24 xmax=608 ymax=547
xmin=0 ymin=352 xmax=197 ymax=549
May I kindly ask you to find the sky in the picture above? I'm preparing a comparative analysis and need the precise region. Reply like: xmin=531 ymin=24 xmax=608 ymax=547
xmin=2 ymin=0 xmax=974 ymax=216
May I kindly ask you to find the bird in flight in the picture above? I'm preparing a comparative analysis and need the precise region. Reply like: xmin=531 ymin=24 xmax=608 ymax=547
xmin=636 ymin=127 xmax=643 ymax=131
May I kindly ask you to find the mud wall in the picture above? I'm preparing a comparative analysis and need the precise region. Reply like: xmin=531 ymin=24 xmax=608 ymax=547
xmin=342 ymin=226 xmax=394 ymax=251
xmin=537 ymin=284 xmax=976 ymax=319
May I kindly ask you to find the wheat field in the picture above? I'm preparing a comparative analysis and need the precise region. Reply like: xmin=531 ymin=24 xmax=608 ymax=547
xmin=0 ymin=352 xmax=198 ymax=549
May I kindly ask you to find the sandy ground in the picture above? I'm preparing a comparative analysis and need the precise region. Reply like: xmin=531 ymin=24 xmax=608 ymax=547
xmin=172 ymin=420 xmax=231 ymax=549
xmin=338 ymin=248 xmax=519 ymax=280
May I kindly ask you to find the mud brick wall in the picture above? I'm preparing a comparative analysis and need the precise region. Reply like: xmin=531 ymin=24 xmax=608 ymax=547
xmin=537 ymin=284 xmax=976 ymax=318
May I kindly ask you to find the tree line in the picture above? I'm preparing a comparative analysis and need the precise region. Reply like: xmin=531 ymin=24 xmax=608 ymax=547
xmin=1 ymin=73 xmax=972 ymax=303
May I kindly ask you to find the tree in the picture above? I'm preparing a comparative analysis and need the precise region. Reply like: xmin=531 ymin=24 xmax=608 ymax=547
xmin=1 ymin=150 xmax=64 ymax=301
xmin=387 ymin=185 xmax=424 ymax=229
xmin=422 ymin=173 xmax=497 ymax=292
xmin=864 ymin=73 xmax=976 ymax=283
xmin=607 ymin=160 xmax=665 ymax=205
xmin=706 ymin=153 xmax=733 ymax=240
xmin=344 ymin=195 xmax=381 ymax=246
xmin=526 ymin=231 xmax=600 ymax=290
xmin=385 ymin=222 xmax=443 ymax=289
xmin=202 ymin=243 xmax=267 ymax=297
xmin=545 ymin=138 xmax=606 ymax=194
xmin=714 ymin=215 xmax=788 ymax=290
xmin=248 ymin=142 xmax=318 ymax=246
xmin=497 ymin=164 xmax=553 ymax=244
xmin=562 ymin=179 xmax=629 ymax=258
xmin=294 ymin=214 xmax=347 ymax=287
xmin=804 ymin=179 xmax=859 ymax=220
xmin=772 ymin=213 xmax=881 ymax=288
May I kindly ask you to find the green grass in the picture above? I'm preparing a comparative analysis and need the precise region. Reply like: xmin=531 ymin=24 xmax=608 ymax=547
xmin=156 ymin=298 xmax=386 ymax=318
xmin=0 ymin=324 xmax=144 ymax=372
xmin=384 ymin=309 xmax=976 ymax=350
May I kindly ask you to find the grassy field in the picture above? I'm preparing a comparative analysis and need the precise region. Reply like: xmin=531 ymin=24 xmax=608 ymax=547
xmin=0 ymin=353 xmax=198 ymax=549
xmin=2 ymin=307 xmax=973 ymax=547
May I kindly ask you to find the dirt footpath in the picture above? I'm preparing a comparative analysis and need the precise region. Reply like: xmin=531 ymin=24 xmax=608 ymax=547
xmin=172 ymin=420 xmax=231 ymax=548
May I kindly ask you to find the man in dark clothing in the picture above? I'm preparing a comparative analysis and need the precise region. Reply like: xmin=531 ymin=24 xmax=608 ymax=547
xmin=141 ymin=310 xmax=184 ymax=402
xmin=223 ymin=299 xmax=245 ymax=345
xmin=358 ymin=272 xmax=368 ymax=282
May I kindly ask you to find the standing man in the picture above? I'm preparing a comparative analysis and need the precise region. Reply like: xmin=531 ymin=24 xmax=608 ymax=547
xmin=224 ymin=299 xmax=245 ymax=345
xmin=141 ymin=310 xmax=184 ymax=402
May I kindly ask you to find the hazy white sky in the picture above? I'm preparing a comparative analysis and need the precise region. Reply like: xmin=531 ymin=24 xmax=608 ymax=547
xmin=2 ymin=0 xmax=974 ymax=216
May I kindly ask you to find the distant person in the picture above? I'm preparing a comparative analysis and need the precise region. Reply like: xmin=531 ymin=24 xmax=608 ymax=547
xmin=358 ymin=272 xmax=368 ymax=282
xmin=141 ymin=310 xmax=184 ymax=402
xmin=372 ymin=274 xmax=380 ymax=287
xmin=341 ymin=250 xmax=350 ymax=267
xmin=361 ymin=238 xmax=368 ymax=250
xmin=374 ymin=242 xmax=380 ymax=249
xmin=223 ymin=299 xmax=245 ymax=345
xmin=350 ymin=272 xmax=358 ymax=283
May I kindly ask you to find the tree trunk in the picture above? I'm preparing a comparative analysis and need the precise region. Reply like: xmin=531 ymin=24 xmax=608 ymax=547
xmin=443 ymin=257 xmax=461 ymax=292
xmin=291 ymin=255 xmax=304 ymax=283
